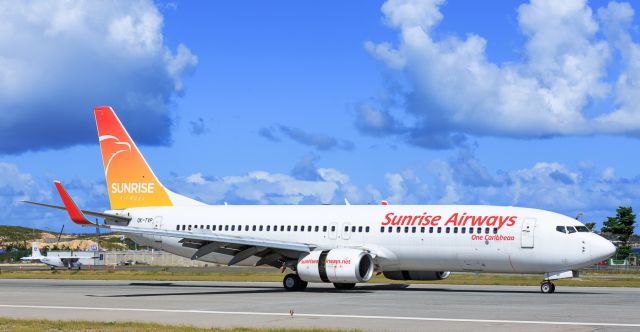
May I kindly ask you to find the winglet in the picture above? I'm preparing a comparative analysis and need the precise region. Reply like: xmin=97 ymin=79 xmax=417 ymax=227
xmin=54 ymin=181 xmax=94 ymax=226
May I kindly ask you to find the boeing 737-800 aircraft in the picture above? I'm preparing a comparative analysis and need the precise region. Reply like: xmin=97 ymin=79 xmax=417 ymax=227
xmin=25 ymin=106 xmax=616 ymax=293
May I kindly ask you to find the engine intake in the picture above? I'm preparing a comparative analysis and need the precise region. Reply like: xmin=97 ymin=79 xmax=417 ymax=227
xmin=297 ymin=249 xmax=374 ymax=283
xmin=383 ymin=271 xmax=451 ymax=280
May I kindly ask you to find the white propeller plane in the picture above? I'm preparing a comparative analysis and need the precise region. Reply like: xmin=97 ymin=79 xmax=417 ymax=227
xmin=20 ymin=242 xmax=84 ymax=269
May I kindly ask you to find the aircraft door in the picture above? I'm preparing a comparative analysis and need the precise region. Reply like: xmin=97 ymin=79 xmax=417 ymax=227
xmin=521 ymin=218 xmax=535 ymax=248
xmin=153 ymin=216 xmax=163 ymax=247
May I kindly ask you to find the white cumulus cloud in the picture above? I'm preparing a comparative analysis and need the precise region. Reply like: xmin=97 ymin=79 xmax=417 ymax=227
xmin=0 ymin=0 xmax=197 ymax=154
xmin=363 ymin=0 xmax=640 ymax=148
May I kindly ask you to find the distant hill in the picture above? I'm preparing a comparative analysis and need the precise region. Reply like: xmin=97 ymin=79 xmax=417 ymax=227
xmin=0 ymin=225 xmax=133 ymax=251
xmin=0 ymin=225 xmax=56 ymax=244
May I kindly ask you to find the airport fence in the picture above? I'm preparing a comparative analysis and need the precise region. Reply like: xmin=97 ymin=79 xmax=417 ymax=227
xmin=104 ymin=250 xmax=209 ymax=267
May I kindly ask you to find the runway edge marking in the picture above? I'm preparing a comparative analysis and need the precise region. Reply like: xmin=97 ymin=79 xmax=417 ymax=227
xmin=1 ymin=304 xmax=639 ymax=328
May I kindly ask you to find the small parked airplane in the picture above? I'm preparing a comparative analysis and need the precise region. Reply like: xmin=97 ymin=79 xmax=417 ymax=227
xmin=25 ymin=106 xmax=616 ymax=293
xmin=20 ymin=242 xmax=83 ymax=269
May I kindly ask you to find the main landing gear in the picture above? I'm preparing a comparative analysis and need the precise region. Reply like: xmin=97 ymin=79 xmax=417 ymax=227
xmin=540 ymin=280 xmax=556 ymax=294
xmin=283 ymin=273 xmax=308 ymax=291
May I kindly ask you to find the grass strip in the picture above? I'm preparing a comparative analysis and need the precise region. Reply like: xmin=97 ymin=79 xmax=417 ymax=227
xmin=0 ymin=317 xmax=354 ymax=332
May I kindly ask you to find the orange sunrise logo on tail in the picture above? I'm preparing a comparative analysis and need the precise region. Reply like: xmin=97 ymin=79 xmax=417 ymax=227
xmin=94 ymin=106 xmax=173 ymax=209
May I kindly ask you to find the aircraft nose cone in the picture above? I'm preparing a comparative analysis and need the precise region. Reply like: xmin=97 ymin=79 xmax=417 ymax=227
xmin=592 ymin=237 xmax=616 ymax=261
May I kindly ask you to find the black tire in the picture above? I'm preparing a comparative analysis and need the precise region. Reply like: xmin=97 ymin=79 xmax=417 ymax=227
xmin=550 ymin=283 xmax=556 ymax=293
xmin=333 ymin=283 xmax=356 ymax=290
xmin=540 ymin=281 xmax=553 ymax=294
xmin=283 ymin=274 xmax=307 ymax=291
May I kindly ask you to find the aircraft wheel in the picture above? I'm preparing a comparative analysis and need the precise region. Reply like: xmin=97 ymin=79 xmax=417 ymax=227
xmin=540 ymin=281 xmax=554 ymax=294
xmin=283 ymin=273 xmax=307 ymax=291
xmin=333 ymin=283 xmax=356 ymax=290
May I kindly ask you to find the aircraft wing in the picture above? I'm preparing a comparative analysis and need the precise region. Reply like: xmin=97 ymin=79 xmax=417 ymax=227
xmin=109 ymin=225 xmax=313 ymax=259
xmin=28 ymin=181 xmax=315 ymax=267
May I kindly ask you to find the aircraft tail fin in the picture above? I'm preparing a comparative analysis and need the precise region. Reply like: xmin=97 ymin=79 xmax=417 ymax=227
xmin=94 ymin=106 xmax=203 ymax=209
xmin=31 ymin=242 xmax=43 ymax=258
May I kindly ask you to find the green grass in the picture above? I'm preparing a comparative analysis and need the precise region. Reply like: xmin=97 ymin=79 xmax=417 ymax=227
xmin=0 ymin=317 xmax=354 ymax=332
xmin=1 ymin=269 xmax=639 ymax=287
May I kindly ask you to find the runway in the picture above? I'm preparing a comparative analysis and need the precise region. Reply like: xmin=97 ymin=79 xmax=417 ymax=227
xmin=1 ymin=279 xmax=639 ymax=331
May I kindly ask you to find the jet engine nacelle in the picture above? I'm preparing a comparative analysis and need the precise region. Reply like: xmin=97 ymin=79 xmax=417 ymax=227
xmin=297 ymin=248 xmax=374 ymax=283
xmin=383 ymin=270 xmax=451 ymax=280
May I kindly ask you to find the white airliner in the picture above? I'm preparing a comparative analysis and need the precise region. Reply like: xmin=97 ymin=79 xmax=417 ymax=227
xmin=25 ymin=106 xmax=616 ymax=293
xmin=20 ymin=242 xmax=82 ymax=269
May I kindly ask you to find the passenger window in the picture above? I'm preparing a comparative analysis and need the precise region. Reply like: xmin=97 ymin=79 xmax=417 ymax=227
xmin=477 ymin=227 xmax=481 ymax=234
xmin=358 ymin=226 xmax=363 ymax=233
xmin=266 ymin=225 xmax=270 ymax=231
xmin=397 ymin=227 xmax=401 ymax=233
xmin=404 ymin=227 xmax=409 ymax=233
xmin=567 ymin=226 xmax=577 ymax=234
xmin=381 ymin=226 xmax=385 ymax=233
xmin=206 ymin=225 xmax=210 ymax=230
xmin=469 ymin=227 xmax=473 ymax=234
xmin=287 ymin=225 xmax=291 ymax=231
xmin=308 ymin=225 xmax=312 ymax=232
xmin=365 ymin=226 xmax=370 ymax=233
xmin=446 ymin=227 xmax=450 ymax=233
xmin=182 ymin=225 xmax=186 ymax=231
xmin=281 ymin=225 xmax=285 ymax=231
xmin=421 ymin=227 xmax=425 ymax=233
xmin=315 ymin=226 xmax=319 ymax=232
xmin=437 ymin=227 xmax=442 ymax=233
xmin=352 ymin=226 xmax=356 ymax=233
xmin=331 ymin=225 xmax=335 ymax=232
xmin=301 ymin=226 xmax=305 ymax=232
xmin=412 ymin=227 xmax=416 ymax=233
xmin=245 ymin=225 xmax=249 ymax=231
xmin=461 ymin=227 xmax=466 ymax=234
xmin=344 ymin=225 xmax=349 ymax=232
xmin=201 ymin=225 xmax=204 ymax=229
xmin=493 ymin=228 xmax=498 ymax=234
xmin=225 ymin=225 xmax=229 ymax=231
xmin=323 ymin=226 xmax=327 ymax=232
xmin=259 ymin=225 xmax=263 ymax=231
xmin=388 ymin=226 xmax=393 ymax=233
xmin=453 ymin=227 xmax=458 ymax=234
xmin=252 ymin=225 xmax=257 ymax=231
xmin=231 ymin=225 xmax=235 ymax=231
xmin=188 ymin=225 xmax=192 ymax=231
xmin=294 ymin=226 xmax=298 ymax=232
xmin=429 ymin=227 xmax=434 ymax=233
xmin=176 ymin=225 xmax=180 ymax=231
xmin=485 ymin=227 xmax=490 ymax=234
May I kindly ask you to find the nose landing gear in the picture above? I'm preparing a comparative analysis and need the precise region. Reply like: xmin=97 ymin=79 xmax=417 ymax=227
xmin=540 ymin=280 xmax=555 ymax=294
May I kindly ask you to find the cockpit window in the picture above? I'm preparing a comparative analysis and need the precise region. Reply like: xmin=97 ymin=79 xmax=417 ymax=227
xmin=566 ymin=226 xmax=577 ymax=234
xmin=575 ymin=226 xmax=590 ymax=232
xmin=556 ymin=226 xmax=566 ymax=233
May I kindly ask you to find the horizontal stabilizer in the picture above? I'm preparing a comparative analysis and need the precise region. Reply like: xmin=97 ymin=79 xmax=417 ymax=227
xmin=22 ymin=181 xmax=131 ymax=225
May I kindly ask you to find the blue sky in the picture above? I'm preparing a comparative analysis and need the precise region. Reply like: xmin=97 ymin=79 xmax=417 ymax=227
xmin=1 ymin=0 xmax=639 ymax=233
